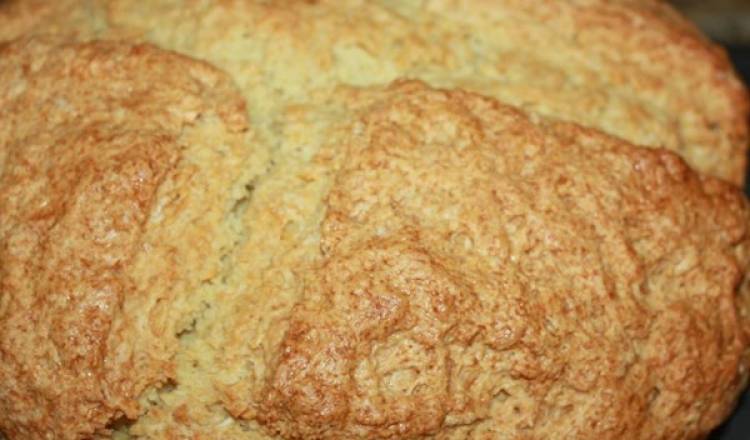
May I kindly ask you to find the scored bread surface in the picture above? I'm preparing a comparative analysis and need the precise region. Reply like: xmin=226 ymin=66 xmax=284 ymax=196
xmin=2 ymin=0 xmax=746 ymax=183
xmin=1 ymin=1 xmax=750 ymax=440
xmin=0 ymin=37 xmax=266 ymax=438
xmin=243 ymin=81 xmax=750 ymax=439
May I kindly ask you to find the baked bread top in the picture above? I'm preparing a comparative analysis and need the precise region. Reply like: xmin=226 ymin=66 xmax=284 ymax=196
xmin=1 ymin=1 xmax=750 ymax=440
xmin=2 ymin=0 xmax=748 ymax=184
xmin=0 ymin=36 xmax=262 ymax=438
xmin=243 ymin=81 xmax=750 ymax=440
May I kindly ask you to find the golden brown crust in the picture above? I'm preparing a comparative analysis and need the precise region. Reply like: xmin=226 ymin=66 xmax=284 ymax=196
xmin=0 ymin=0 xmax=107 ymax=42
xmin=0 ymin=2 xmax=750 ymax=439
xmin=0 ymin=37 xmax=255 ymax=438
xmin=253 ymin=81 xmax=750 ymax=439
xmin=0 ymin=0 xmax=61 ymax=39
xmin=104 ymin=0 xmax=750 ymax=184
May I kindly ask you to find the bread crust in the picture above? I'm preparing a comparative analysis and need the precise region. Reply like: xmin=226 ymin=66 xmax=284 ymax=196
xmin=0 ymin=0 xmax=107 ymax=42
xmin=5 ymin=0 xmax=746 ymax=183
xmin=1 ymin=1 xmax=750 ymax=439
xmin=105 ymin=0 xmax=749 ymax=184
xmin=0 ymin=37 xmax=255 ymax=438
xmin=251 ymin=80 xmax=750 ymax=439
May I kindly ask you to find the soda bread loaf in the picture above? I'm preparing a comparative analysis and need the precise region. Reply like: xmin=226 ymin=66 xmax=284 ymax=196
xmin=1 ymin=1 xmax=750 ymax=439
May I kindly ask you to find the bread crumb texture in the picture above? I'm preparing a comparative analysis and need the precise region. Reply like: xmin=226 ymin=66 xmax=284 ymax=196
xmin=0 ymin=1 xmax=750 ymax=440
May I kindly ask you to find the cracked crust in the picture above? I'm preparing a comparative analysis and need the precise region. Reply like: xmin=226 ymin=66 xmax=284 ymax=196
xmin=248 ymin=81 xmax=750 ymax=439
xmin=0 ymin=37 xmax=259 ymax=438
xmin=104 ymin=0 xmax=749 ymax=184
xmin=1 ymin=1 xmax=750 ymax=439
xmin=4 ymin=0 xmax=747 ymax=183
